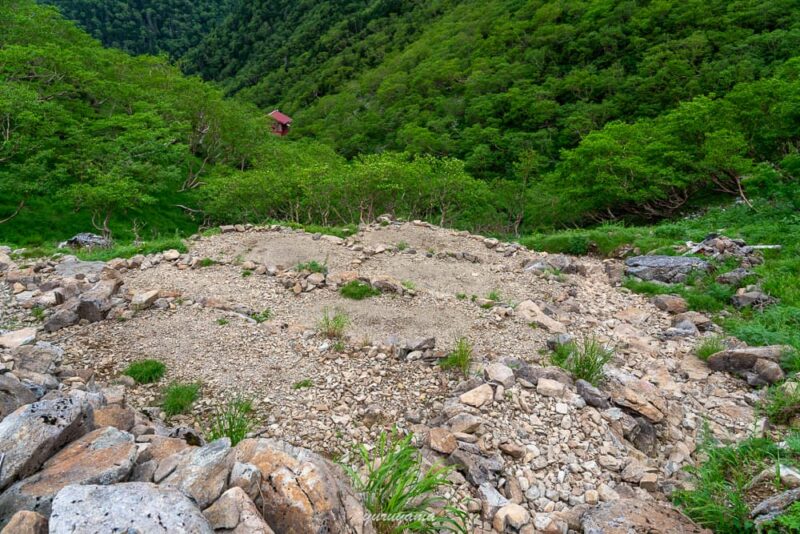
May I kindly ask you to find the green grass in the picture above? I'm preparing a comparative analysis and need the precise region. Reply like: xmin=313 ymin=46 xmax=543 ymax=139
xmin=30 ymin=307 xmax=45 ymax=322
xmin=318 ymin=308 xmax=350 ymax=339
xmin=396 ymin=241 xmax=409 ymax=251
xmin=216 ymin=318 xmax=229 ymax=326
xmin=696 ymin=336 xmax=726 ymax=361
xmin=759 ymin=384 xmax=800 ymax=426
xmin=250 ymin=309 xmax=273 ymax=323
xmin=198 ymin=257 xmax=216 ymax=268
xmin=340 ymin=280 xmax=381 ymax=300
xmin=162 ymin=382 xmax=200 ymax=417
xmin=7 ymin=235 xmax=188 ymax=262
xmin=455 ymin=293 xmax=467 ymax=300
xmin=123 ymin=359 xmax=166 ymax=384
xmin=296 ymin=260 xmax=328 ymax=274
xmin=782 ymin=348 xmax=800 ymax=376
xmin=206 ymin=398 xmax=254 ymax=446
xmin=401 ymin=280 xmax=416 ymax=291
xmin=292 ymin=379 xmax=314 ymax=390
xmin=344 ymin=431 xmax=467 ymax=534
xmin=486 ymin=290 xmax=502 ymax=302
xmin=241 ymin=269 xmax=253 ymax=277
xmin=438 ymin=337 xmax=472 ymax=377
xmin=549 ymin=337 xmax=613 ymax=386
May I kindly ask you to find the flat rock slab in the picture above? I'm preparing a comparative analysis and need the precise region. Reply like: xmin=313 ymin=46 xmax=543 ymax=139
xmin=0 ymin=426 xmax=135 ymax=524
xmin=53 ymin=257 xmax=106 ymax=279
xmin=625 ymin=255 xmax=711 ymax=283
xmin=582 ymin=498 xmax=711 ymax=534
xmin=48 ymin=482 xmax=213 ymax=533
xmin=707 ymin=346 xmax=789 ymax=373
xmin=0 ymin=375 xmax=37 ymax=420
xmin=203 ymin=486 xmax=275 ymax=533
xmin=0 ymin=394 xmax=92 ymax=491
xmin=159 ymin=437 xmax=234 ymax=509
xmin=0 ymin=328 xmax=36 ymax=350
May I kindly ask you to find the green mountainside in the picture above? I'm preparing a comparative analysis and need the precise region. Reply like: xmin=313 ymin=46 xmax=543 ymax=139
xmin=37 ymin=0 xmax=233 ymax=57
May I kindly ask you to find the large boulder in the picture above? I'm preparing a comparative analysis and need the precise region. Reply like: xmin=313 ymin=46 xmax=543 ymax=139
xmin=625 ymin=255 xmax=711 ymax=283
xmin=203 ymin=487 xmax=275 ymax=534
xmin=48 ymin=482 xmax=213 ymax=533
xmin=706 ymin=346 xmax=787 ymax=373
xmin=59 ymin=233 xmax=110 ymax=250
xmin=0 ymin=375 xmax=37 ymax=420
xmin=0 ymin=394 xmax=92 ymax=491
xmin=515 ymin=300 xmax=566 ymax=333
xmin=0 ymin=427 xmax=136 ymax=524
xmin=12 ymin=342 xmax=63 ymax=376
xmin=234 ymin=438 xmax=374 ymax=534
xmin=157 ymin=438 xmax=235 ymax=509
xmin=53 ymin=257 xmax=106 ymax=279
xmin=0 ymin=328 xmax=36 ymax=350
xmin=582 ymin=499 xmax=711 ymax=533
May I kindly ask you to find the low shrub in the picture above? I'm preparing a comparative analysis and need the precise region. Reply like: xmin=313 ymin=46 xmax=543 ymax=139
xmin=123 ymin=359 xmax=166 ymax=384
xmin=198 ymin=257 xmax=215 ymax=268
xmin=345 ymin=431 xmax=467 ymax=534
xmin=696 ymin=336 xmax=725 ymax=361
xmin=340 ymin=280 xmax=381 ymax=300
xmin=162 ymin=382 xmax=200 ymax=417
xmin=251 ymin=309 xmax=273 ymax=323
xmin=759 ymin=384 xmax=800 ymax=426
xmin=318 ymin=308 xmax=349 ymax=339
xmin=550 ymin=337 xmax=613 ymax=386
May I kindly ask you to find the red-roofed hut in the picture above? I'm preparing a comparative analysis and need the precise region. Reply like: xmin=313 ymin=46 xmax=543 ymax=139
xmin=268 ymin=109 xmax=292 ymax=136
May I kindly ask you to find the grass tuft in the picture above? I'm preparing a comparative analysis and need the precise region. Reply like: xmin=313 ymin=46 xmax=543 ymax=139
xmin=696 ymin=336 xmax=726 ymax=361
xmin=123 ymin=359 xmax=166 ymax=384
xmin=549 ymin=337 xmax=613 ymax=386
xmin=345 ymin=431 xmax=467 ymax=534
xmin=292 ymin=379 xmax=314 ymax=390
xmin=396 ymin=241 xmax=409 ymax=251
xmin=340 ymin=280 xmax=381 ymax=300
xmin=759 ymin=384 xmax=800 ymax=426
xmin=296 ymin=260 xmax=328 ymax=274
xmin=197 ymin=257 xmax=215 ymax=268
xmin=318 ymin=308 xmax=349 ymax=339
xmin=251 ymin=309 xmax=273 ymax=323
xmin=438 ymin=337 xmax=472 ymax=376
xmin=206 ymin=397 xmax=254 ymax=446
xmin=162 ymin=382 xmax=200 ymax=417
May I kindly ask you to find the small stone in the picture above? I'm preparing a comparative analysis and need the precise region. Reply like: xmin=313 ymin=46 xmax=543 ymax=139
xmin=1 ymin=510 xmax=47 ymax=534
xmin=652 ymin=295 xmax=688 ymax=314
xmin=493 ymin=503 xmax=530 ymax=531
xmin=499 ymin=442 xmax=525 ymax=459
xmin=485 ymin=363 xmax=515 ymax=388
xmin=640 ymin=472 xmax=659 ymax=492
xmin=585 ymin=489 xmax=599 ymax=505
xmin=131 ymin=290 xmax=159 ymax=310
xmin=537 ymin=378 xmax=565 ymax=398
xmin=429 ymin=428 xmax=457 ymax=455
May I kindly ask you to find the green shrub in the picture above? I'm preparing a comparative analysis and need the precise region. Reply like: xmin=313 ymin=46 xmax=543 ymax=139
xmin=242 ymin=269 xmax=253 ymax=277
xmin=345 ymin=431 xmax=467 ymax=534
xmin=455 ymin=293 xmax=467 ymax=300
xmin=31 ymin=307 xmax=45 ymax=322
xmin=486 ymin=290 xmax=502 ymax=302
xmin=292 ymin=379 xmax=313 ymax=390
xmin=340 ymin=280 xmax=381 ymax=300
xmin=251 ymin=309 xmax=273 ymax=323
xmin=438 ymin=338 xmax=472 ymax=376
xmin=550 ymin=337 xmax=613 ymax=386
xmin=206 ymin=398 xmax=254 ymax=446
xmin=782 ymin=349 xmax=800 ymax=376
xmin=162 ymin=383 xmax=200 ymax=417
xmin=123 ymin=359 xmax=166 ymax=384
xmin=318 ymin=308 xmax=349 ymax=339
xmin=296 ymin=260 xmax=328 ymax=274
xmin=696 ymin=337 xmax=725 ymax=361
xmin=396 ymin=241 xmax=409 ymax=251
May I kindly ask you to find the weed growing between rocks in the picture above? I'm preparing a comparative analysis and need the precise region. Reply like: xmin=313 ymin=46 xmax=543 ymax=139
xmin=345 ymin=431 xmax=467 ymax=534
xmin=206 ymin=398 xmax=254 ymax=446
xmin=396 ymin=241 xmax=409 ymax=251
xmin=30 ymin=306 xmax=45 ymax=321
xmin=438 ymin=338 xmax=472 ymax=377
xmin=216 ymin=318 xmax=229 ymax=326
xmin=198 ymin=257 xmax=216 ymax=268
xmin=340 ymin=280 xmax=381 ymax=300
xmin=696 ymin=336 xmax=726 ymax=361
xmin=318 ymin=308 xmax=349 ymax=339
xmin=241 ymin=269 xmax=253 ymax=277
xmin=123 ymin=359 xmax=166 ymax=384
xmin=550 ymin=337 xmax=612 ymax=386
xmin=674 ymin=428 xmax=800 ymax=533
xmin=296 ymin=260 xmax=328 ymax=274
xmin=250 ymin=309 xmax=273 ymax=323
xmin=162 ymin=382 xmax=200 ymax=417
xmin=292 ymin=379 xmax=313 ymax=390
xmin=402 ymin=280 xmax=416 ymax=291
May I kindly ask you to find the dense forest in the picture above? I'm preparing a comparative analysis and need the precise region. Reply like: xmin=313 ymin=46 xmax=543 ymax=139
xmin=37 ymin=0 xmax=234 ymax=57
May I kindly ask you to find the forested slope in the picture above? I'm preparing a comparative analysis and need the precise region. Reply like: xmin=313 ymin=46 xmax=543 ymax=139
xmin=38 ymin=0 xmax=233 ymax=57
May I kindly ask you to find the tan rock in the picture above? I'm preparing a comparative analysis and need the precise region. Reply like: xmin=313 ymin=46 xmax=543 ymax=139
xmin=536 ymin=378 xmax=565 ymax=398
xmin=652 ymin=295 xmax=688 ymax=314
xmin=0 ymin=510 xmax=47 ymax=534
xmin=459 ymin=384 xmax=493 ymax=407
xmin=428 ymin=428 xmax=457 ymax=455
xmin=516 ymin=301 xmax=566 ymax=333
xmin=203 ymin=487 xmax=275 ymax=534
xmin=131 ymin=290 xmax=160 ymax=310
xmin=581 ymin=499 xmax=710 ymax=533
xmin=160 ymin=438 xmax=235 ymax=509
xmin=93 ymin=405 xmax=135 ymax=431
xmin=0 ymin=328 xmax=36 ymax=350
xmin=493 ymin=503 xmax=530 ymax=531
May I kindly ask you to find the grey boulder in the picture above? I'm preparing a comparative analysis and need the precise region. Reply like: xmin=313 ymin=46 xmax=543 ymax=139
xmin=625 ymin=255 xmax=711 ymax=283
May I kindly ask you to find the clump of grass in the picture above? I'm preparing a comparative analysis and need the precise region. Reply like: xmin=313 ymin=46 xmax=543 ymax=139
xmin=201 ymin=227 xmax=222 ymax=237
xmin=318 ymin=308 xmax=349 ymax=339
xmin=340 ymin=280 xmax=381 ymax=300
xmin=345 ymin=431 xmax=467 ymax=534
xmin=123 ymin=359 xmax=166 ymax=384
xmin=401 ymin=280 xmax=416 ymax=291
xmin=162 ymin=382 xmax=200 ymax=417
xmin=696 ymin=336 xmax=726 ymax=361
xmin=486 ymin=290 xmax=502 ymax=302
xmin=241 ymin=269 xmax=253 ymax=278
xmin=396 ymin=241 xmax=409 ymax=251
xmin=438 ymin=337 xmax=472 ymax=376
xmin=292 ymin=379 xmax=314 ymax=390
xmin=759 ymin=384 xmax=800 ymax=426
xmin=30 ymin=306 xmax=45 ymax=322
xmin=782 ymin=348 xmax=800 ymax=376
xmin=455 ymin=293 xmax=467 ymax=300
xmin=333 ymin=340 xmax=346 ymax=352
xmin=217 ymin=318 xmax=229 ymax=326
xmin=296 ymin=260 xmax=328 ymax=274
xmin=206 ymin=397 xmax=254 ymax=446
xmin=251 ymin=309 xmax=272 ymax=323
xmin=197 ymin=257 xmax=215 ymax=268
xmin=549 ymin=337 xmax=613 ymax=386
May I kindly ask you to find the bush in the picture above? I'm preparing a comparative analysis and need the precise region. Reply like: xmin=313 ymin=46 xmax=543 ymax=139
xmin=318 ymin=308 xmax=349 ymax=339
xmin=696 ymin=337 xmax=725 ymax=361
xmin=550 ymin=337 xmax=613 ymax=386
xmin=162 ymin=382 xmax=200 ymax=417
xmin=345 ymin=431 xmax=467 ymax=534
xmin=340 ymin=280 xmax=381 ymax=300
xmin=782 ymin=349 xmax=800 ymax=376
xmin=206 ymin=398 xmax=254 ymax=446
xmin=438 ymin=337 xmax=472 ymax=376
xmin=123 ymin=359 xmax=166 ymax=384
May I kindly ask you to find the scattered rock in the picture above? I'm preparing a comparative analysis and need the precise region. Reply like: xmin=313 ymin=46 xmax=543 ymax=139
xmin=537 ymin=378 xmax=565 ymax=398
xmin=459 ymin=384 xmax=493 ymax=407
xmin=625 ymin=256 xmax=711 ymax=283
xmin=429 ymin=428 xmax=457 ymax=455
xmin=581 ymin=499 xmax=710 ymax=533
xmin=516 ymin=300 xmax=566 ymax=333
xmin=652 ymin=295 xmax=688 ymax=314
xmin=203 ymin=487 xmax=275 ymax=534
xmin=576 ymin=379 xmax=610 ymax=409
xmin=159 ymin=438 xmax=235 ymax=508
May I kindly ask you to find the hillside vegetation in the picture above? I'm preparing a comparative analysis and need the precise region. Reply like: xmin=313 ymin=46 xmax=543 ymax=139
xmin=38 ymin=0 xmax=234 ymax=57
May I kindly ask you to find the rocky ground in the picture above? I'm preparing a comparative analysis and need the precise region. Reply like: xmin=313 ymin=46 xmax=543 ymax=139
xmin=0 ymin=220 xmax=785 ymax=533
